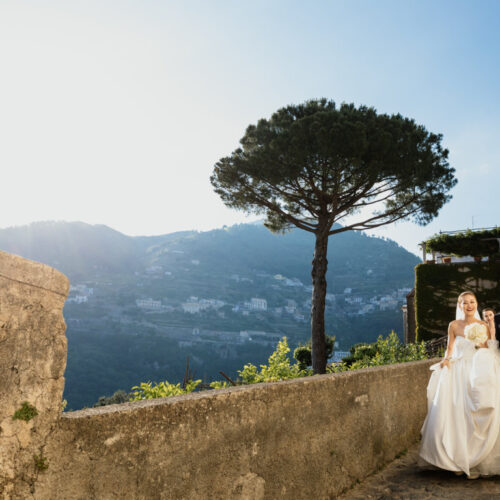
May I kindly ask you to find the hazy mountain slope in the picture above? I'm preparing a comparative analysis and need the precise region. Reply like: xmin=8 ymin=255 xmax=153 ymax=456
xmin=143 ymin=223 xmax=419 ymax=292
xmin=0 ymin=221 xmax=419 ymax=288
xmin=0 ymin=220 xmax=420 ymax=409
xmin=0 ymin=221 xmax=141 ymax=279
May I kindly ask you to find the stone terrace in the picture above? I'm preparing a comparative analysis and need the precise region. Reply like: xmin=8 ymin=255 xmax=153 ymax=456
xmin=339 ymin=444 xmax=500 ymax=500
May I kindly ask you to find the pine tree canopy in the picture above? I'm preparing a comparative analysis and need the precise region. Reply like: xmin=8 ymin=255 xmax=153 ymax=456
xmin=210 ymin=99 xmax=456 ymax=235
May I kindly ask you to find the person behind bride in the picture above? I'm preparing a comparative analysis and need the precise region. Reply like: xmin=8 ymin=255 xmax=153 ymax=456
xmin=482 ymin=307 xmax=500 ymax=340
xmin=419 ymin=291 xmax=500 ymax=479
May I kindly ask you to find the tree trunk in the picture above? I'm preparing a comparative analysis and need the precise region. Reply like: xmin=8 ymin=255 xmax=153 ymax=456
xmin=311 ymin=228 xmax=329 ymax=374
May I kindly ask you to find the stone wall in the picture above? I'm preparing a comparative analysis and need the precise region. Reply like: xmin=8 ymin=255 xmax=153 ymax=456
xmin=0 ymin=250 xmax=69 ymax=499
xmin=0 ymin=250 xmax=435 ymax=499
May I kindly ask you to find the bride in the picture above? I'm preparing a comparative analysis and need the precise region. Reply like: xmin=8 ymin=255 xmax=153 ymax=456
xmin=419 ymin=291 xmax=499 ymax=478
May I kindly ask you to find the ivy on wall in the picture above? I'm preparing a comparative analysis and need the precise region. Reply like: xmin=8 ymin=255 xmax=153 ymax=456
xmin=425 ymin=228 xmax=500 ymax=257
xmin=415 ymin=261 xmax=500 ymax=341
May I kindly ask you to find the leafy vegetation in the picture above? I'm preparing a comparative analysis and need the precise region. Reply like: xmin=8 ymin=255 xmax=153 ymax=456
xmin=425 ymin=228 xmax=500 ymax=257
xmin=94 ymin=390 xmax=131 ymax=407
xmin=330 ymin=332 xmax=428 ymax=372
xmin=130 ymin=379 xmax=201 ymax=401
xmin=236 ymin=337 xmax=308 ymax=384
xmin=128 ymin=333 xmax=430 ymax=402
xmin=12 ymin=402 xmax=38 ymax=422
xmin=293 ymin=335 xmax=336 ymax=370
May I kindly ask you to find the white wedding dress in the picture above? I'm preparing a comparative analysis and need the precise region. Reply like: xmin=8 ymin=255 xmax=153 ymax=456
xmin=419 ymin=335 xmax=500 ymax=476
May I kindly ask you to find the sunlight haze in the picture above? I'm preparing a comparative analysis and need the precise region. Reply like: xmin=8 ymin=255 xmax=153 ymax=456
xmin=1 ymin=0 xmax=498 ymax=256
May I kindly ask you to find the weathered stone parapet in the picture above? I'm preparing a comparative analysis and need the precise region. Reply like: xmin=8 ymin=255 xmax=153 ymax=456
xmin=0 ymin=250 xmax=69 ymax=499
xmin=36 ymin=359 xmax=435 ymax=500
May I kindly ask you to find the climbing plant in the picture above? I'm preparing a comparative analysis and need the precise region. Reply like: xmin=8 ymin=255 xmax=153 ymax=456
xmin=425 ymin=228 xmax=500 ymax=257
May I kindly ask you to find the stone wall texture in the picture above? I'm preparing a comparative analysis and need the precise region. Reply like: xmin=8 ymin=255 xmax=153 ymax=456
xmin=0 ymin=250 xmax=436 ymax=499
xmin=0 ymin=250 xmax=69 ymax=499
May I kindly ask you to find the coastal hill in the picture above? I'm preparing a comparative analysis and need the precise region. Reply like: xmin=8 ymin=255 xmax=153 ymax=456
xmin=0 ymin=221 xmax=420 ymax=409
xmin=0 ymin=220 xmax=418 ymax=289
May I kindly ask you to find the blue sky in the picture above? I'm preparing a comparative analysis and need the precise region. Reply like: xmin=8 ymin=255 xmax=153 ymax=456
xmin=1 ymin=0 xmax=498 ymax=256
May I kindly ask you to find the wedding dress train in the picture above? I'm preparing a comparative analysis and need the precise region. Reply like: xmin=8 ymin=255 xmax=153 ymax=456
xmin=419 ymin=336 xmax=500 ymax=476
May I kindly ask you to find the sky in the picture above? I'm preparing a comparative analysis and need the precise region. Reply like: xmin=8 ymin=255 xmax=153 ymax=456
xmin=1 ymin=0 xmax=498 ymax=257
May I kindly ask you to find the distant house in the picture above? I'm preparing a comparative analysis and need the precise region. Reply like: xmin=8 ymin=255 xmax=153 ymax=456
xmin=284 ymin=278 xmax=303 ymax=287
xmin=136 ymin=298 xmax=162 ymax=310
xmin=379 ymin=297 xmax=398 ymax=311
xmin=67 ymin=295 xmax=88 ymax=304
xmin=182 ymin=302 xmax=202 ymax=314
xmin=345 ymin=296 xmax=363 ymax=305
xmin=69 ymin=284 xmax=94 ymax=296
xmin=344 ymin=288 xmax=352 ymax=294
xmin=250 ymin=298 xmax=267 ymax=311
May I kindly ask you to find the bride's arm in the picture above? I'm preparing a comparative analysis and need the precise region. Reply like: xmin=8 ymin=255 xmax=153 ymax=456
xmin=440 ymin=322 xmax=456 ymax=368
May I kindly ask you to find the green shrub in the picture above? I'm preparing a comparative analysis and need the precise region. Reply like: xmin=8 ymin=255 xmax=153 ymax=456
xmin=238 ymin=337 xmax=308 ymax=384
xmin=329 ymin=332 xmax=428 ymax=373
xmin=94 ymin=390 xmax=131 ymax=407
xmin=129 ymin=334 xmax=428 ymax=401
xmin=293 ymin=335 xmax=335 ymax=370
xmin=209 ymin=380 xmax=231 ymax=389
xmin=130 ymin=379 xmax=201 ymax=401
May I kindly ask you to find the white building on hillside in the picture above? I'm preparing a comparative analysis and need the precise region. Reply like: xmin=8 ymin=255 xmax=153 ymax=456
xmin=250 ymin=298 xmax=267 ymax=311
xmin=182 ymin=302 xmax=202 ymax=314
xmin=136 ymin=298 xmax=162 ymax=310
xmin=67 ymin=295 xmax=88 ymax=304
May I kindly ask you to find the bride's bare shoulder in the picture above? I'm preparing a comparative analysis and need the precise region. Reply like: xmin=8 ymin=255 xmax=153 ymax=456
xmin=449 ymin=320 xmax=460 ymax=331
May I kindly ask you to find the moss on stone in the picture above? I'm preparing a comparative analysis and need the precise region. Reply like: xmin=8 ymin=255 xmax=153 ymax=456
xmin=34 ymin=454 xmax=49 ymax=471
xmin=12 ymin=401 xmax=38 ymax=422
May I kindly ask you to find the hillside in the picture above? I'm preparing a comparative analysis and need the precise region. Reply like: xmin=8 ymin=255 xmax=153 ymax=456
xmin=0 ymin=221 xmax=420 ymax=409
